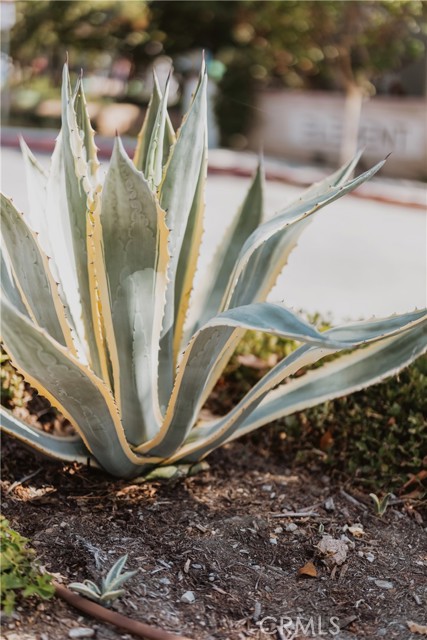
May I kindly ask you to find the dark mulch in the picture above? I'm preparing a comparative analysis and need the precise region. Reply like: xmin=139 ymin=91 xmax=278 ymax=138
xmin=1 ymin=427 xmax=426 ymax=640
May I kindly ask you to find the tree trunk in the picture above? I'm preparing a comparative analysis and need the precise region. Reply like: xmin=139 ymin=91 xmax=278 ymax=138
xmin=340 ymin=82 xmax=364 ymax=165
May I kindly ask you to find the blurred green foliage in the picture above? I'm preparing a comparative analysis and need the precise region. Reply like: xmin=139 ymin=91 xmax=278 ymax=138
xmin=0 ymin=516 xmax=54 ymax=615
xmin=1 ymin=349 xmax=29 ymax=408
xmin=283 ymin=355 xmax=427 ymax=492
xmin=11 ymin=1 xmax=149 ymax=75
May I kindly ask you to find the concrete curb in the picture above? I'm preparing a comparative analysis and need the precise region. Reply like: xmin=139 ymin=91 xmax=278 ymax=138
xmin=1 ymin=126 xmax=425 ymax=210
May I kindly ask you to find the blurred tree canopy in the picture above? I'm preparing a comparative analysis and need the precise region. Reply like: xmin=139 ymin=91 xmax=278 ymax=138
xmin=9 ymin=0 xmax=427 ymax=142
xmin=10 ymin=0 xmax=149 ymax=81
xmin=149 ymin=0 xmax=427 ymax=143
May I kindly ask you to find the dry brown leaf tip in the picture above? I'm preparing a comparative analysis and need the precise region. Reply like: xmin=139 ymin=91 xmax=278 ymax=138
xmin=348 ymin=524 xmax=365 ymax=538
xmin=297 ymin=561 xmax=318 ymax=578
xmin=407 ymin=621 xmax=427 ymax=635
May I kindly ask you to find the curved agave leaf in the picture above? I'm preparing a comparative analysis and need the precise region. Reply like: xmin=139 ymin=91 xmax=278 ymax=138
xmin=1 ymin=298 xmax=161 ymax=477
xmin=0 ymin=194 xmax=75 ymax=352
xmin=135 ymin=302 xmax=348 ymax=458
xmin=103 ymin=554 xmax=128 ymax=589
xmin=190 ymin=160 xmax=265 ymax=334
xmin=104 ymin=570 xmax=137 ymax=593
xmin=144 ymin=72 xmax=171 ymax=190
xmin=173 ymin=155 xmax=207 ymax=359
xmin=176 ymin=310 xmax=427 ymax=460
xmin=134 ymin=70 xmax=176 ymax=174
xmin=18 ymin=136 xmax=51 ymax=256
xmin=0 ymin=406 xmax=92 ymax=464
xmin=186 ymin=154 xmax=364 ymax=405
xmin=0 ymin=245 xmax=29 ymax=317
xmin=294 ymin=150 xmax=363 ymax=205
xmin=73 ymin=76 xmax=100 ymax=185
xmin=68 ymin=582 xmax=101 ymax=602
xmin=98 ymin=589 xmax=126 ymax=603
xmin=59 ymin=64 xmax=108 ymax=379
xmin=233 ymin=315 xmax=427 ymax=441
xmin=186 ymin=157 xmax=379 ymax=414
xmin=81 ymin=580 xmax=102 ymax=596
xmin=224 ymin=153 xmax=364 ymax=311
xmin=221 ymin=158 xmax=386 ymax=311
xmin=158 ymin=70 xmax=208 ymax=405
xmin=44 ymin=132 xmax=86 ymax=354
xmin=96 ymin=137 xmax=169 ymax=442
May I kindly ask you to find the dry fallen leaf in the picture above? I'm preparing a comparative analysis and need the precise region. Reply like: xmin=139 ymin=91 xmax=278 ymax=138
xmin=320 ymin=429 xmax=334 ymax=451
xmin=348 ymin=524 xmax=365 ymax=538
xmin=401 ymin=470 xmax=427 ymax=491
xmin=298 ymin=561 xmax=318 ymax=578
xmin=317 ymin=535 xmax=348 ymax=566
xmin=407 ymin=621 xmax=427 ymax=635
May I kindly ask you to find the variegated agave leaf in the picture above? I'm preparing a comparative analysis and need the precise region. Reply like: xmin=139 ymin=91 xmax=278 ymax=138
xmin=1 ymin=62 xmax=426 ymax=478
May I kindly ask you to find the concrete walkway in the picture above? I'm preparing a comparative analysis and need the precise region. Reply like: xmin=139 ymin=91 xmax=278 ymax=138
xmin=1 ymin=142 xmax=425 ymax=324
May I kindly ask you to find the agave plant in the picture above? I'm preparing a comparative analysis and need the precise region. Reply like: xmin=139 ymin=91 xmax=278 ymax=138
xmin=1 ymin=63 xmax=426 ymax=478
xmin=69 ymin=554 xmax=136 ymax=605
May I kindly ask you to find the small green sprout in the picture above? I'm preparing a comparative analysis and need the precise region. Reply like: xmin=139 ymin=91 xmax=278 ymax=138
xmin=369 ymin=492 xmax=393 ymax=517
xmin=69 ymin=554 xmax=137 ymax=606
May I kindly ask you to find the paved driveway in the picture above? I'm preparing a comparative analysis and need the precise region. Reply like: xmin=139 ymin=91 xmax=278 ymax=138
xmin=1 ymin=146 xmax=425 ymax=323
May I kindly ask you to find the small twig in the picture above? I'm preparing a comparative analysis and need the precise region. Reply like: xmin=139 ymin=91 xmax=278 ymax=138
xmin=340 ymin=490 xmax=368 ymax=511
xmin=6 ymin=468 xmax=42 ymax=494
xmin=74 ymin=535 xmax=106 ymax=570
xmin=270 ymin=511 xmax=320 ymax=518
xmin=388 ymin=498 xmax=420 ymax=506
xmin=54 ymin=582 xmax=193 ymax=640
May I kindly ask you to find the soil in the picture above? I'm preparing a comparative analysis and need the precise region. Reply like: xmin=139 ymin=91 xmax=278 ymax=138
xmin=1 ymin=427 xmax=426 ymax=640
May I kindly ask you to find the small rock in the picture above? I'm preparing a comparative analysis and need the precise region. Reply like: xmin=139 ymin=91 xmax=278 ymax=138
xmin=68 ymin=629 xmax=95 ymax=639
xmin=274 ymin=526 xmax=283 ymax=534
xmin=341 ymin=534 xmax=355 ymax=549
xmin=159 ymin=577 xmax=171 ymax=585
xmin=181 ymin=590 xmax=195 ymax=604
xmin=375 ymin=580 xmax=394 ymax=590
xmin=269 ymin=537 xmax=277 ymax=545
xmin=317 ymin=535 xmax=348 ymax=566
xmin=365 ymin=552 xmax=375 ymax=563
xmin=253 ymin=600 xmax=262 ymax=622
xmin=324 ymin=497 xmax=335 ymax=512
xmin=285 ymin=523 xmax=298 ymax=532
